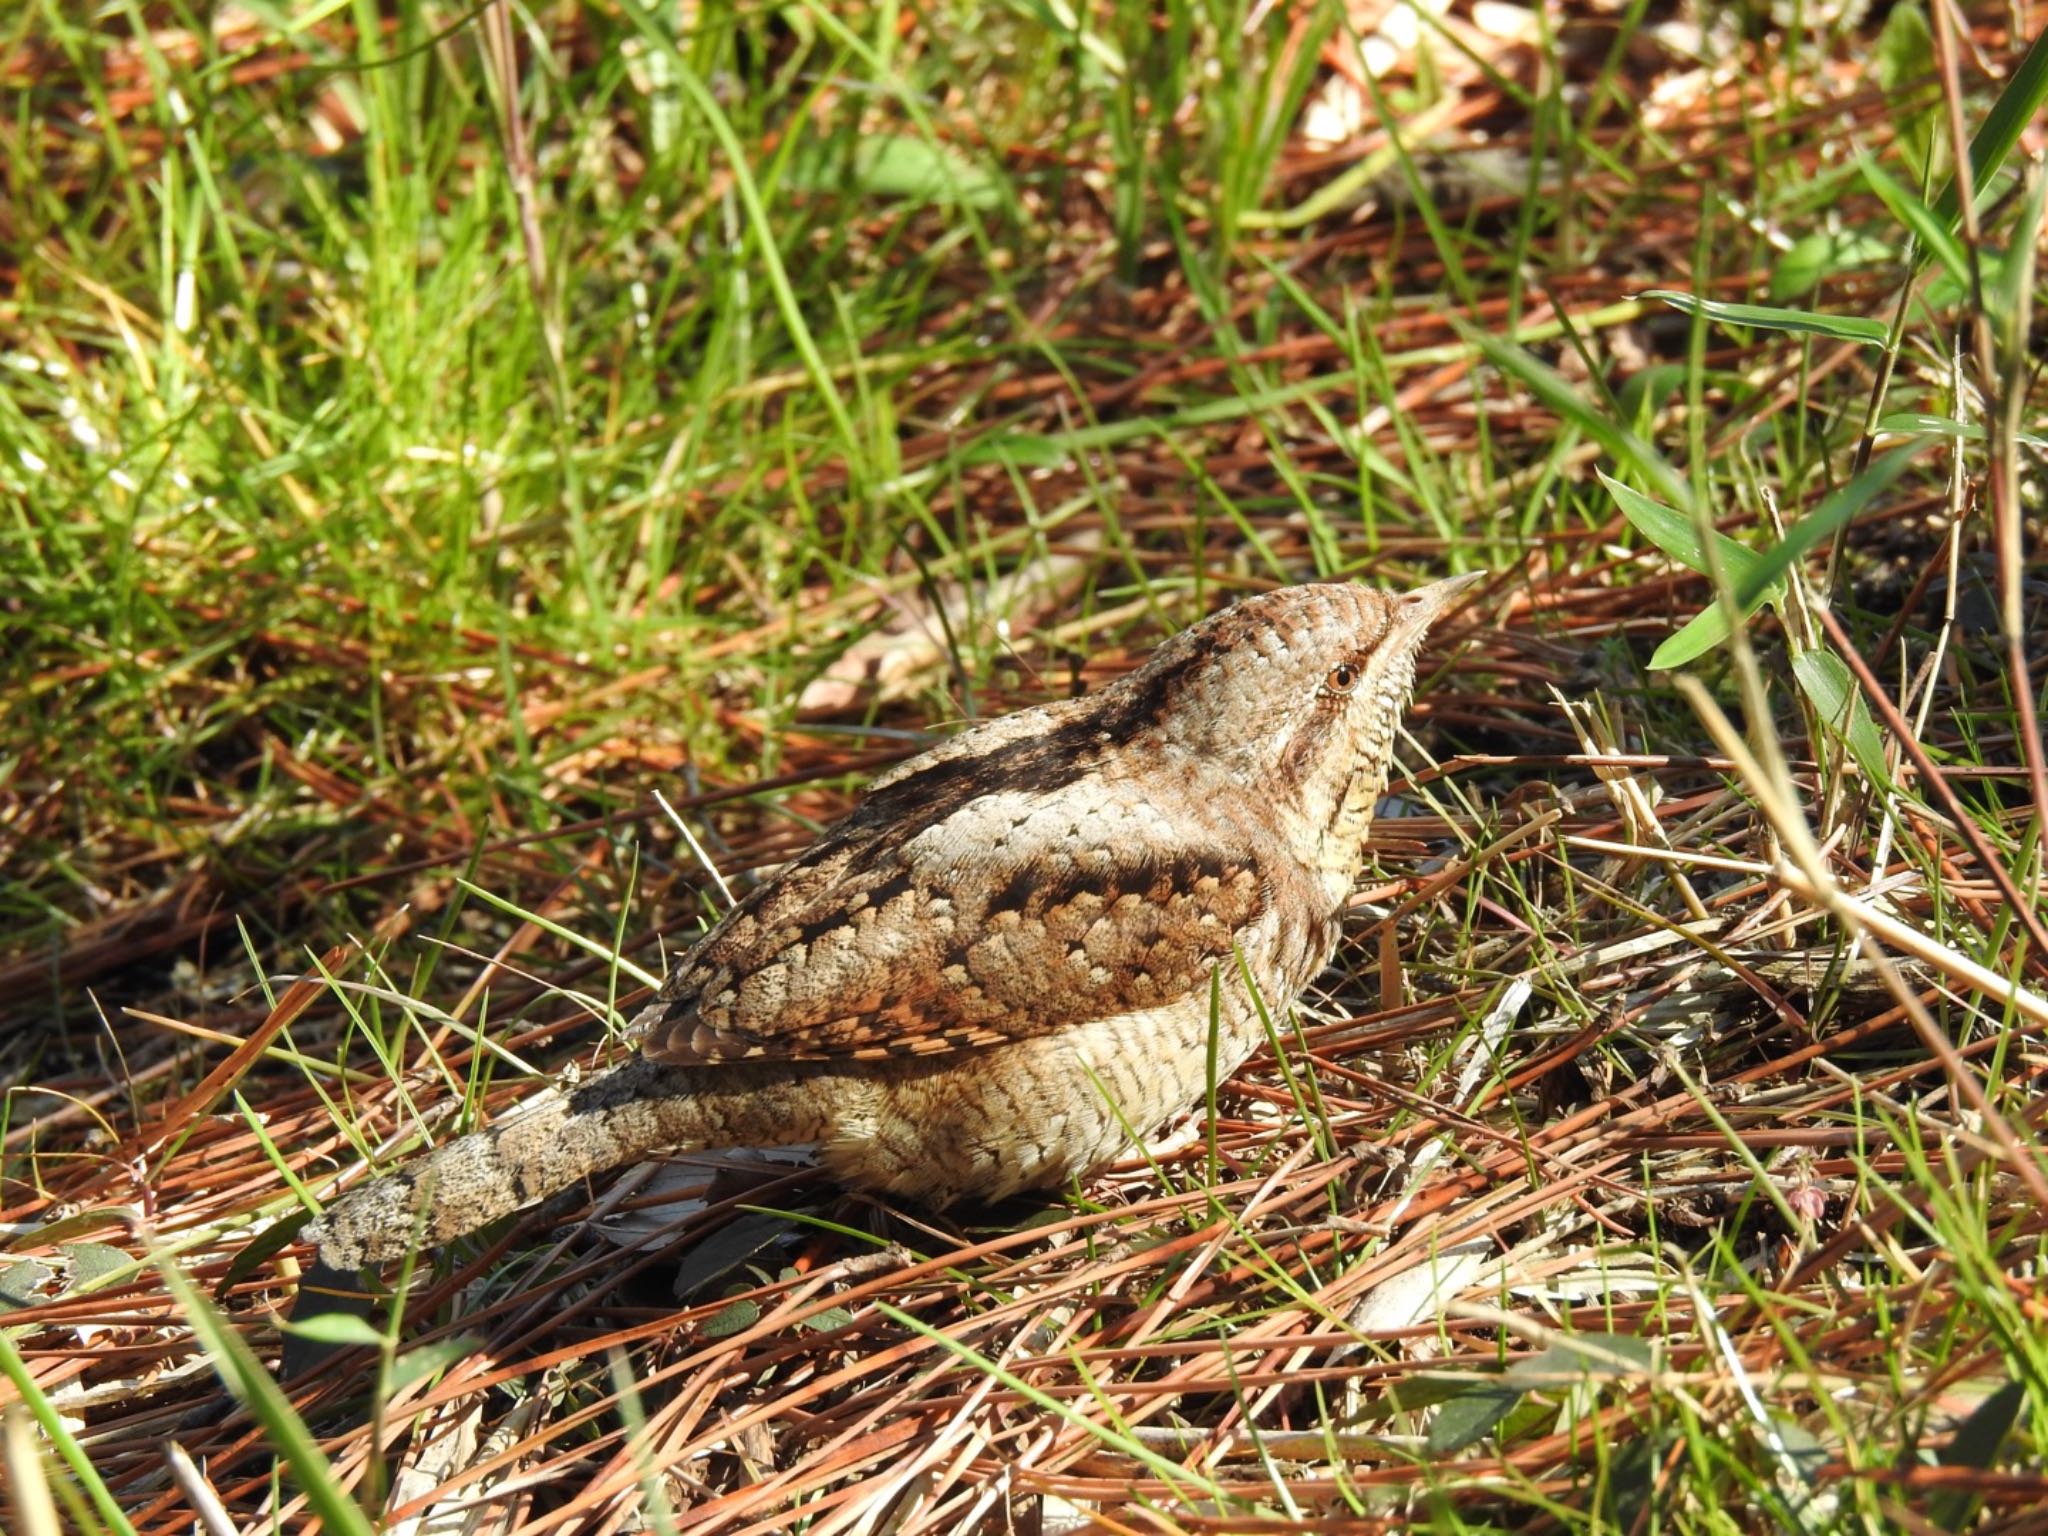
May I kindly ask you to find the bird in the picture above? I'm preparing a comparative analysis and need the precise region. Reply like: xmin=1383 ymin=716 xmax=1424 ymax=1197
xmin=303 ymin=574 xmax=1483 ymax=1271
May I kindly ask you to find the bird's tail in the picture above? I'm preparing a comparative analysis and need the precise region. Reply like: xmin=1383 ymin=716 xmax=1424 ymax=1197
xmin=302 ymin=1055 xmax=771 ymax=1270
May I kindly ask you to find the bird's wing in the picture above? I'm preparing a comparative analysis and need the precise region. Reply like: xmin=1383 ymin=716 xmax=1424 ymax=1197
xmin=633 ymin=773 xmax=1269 ymax=1066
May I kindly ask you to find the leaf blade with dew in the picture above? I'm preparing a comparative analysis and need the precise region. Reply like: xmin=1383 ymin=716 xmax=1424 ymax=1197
xmin=1732 ymin=442 xmax=1930 ymax=608
xmin=1637 ymin=289 xmax=1889 ymax=347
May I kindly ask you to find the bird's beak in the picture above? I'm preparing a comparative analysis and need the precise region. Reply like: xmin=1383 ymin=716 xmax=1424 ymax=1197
xmin=1402 ymin=570 xmax=1488 ymax=627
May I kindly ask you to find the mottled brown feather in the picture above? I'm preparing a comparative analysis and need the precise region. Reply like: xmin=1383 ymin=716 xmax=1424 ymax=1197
xmin=635 ymin=784 xmax=1271 ymax=1064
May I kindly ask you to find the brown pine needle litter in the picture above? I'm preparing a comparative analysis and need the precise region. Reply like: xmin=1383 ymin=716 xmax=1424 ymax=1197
xmin=5 ymin=1 xmax=2047 ymax=1531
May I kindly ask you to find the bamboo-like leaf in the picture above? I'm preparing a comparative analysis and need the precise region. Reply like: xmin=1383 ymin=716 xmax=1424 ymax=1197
xmin=1639 ymin=289 xmax=1889 ymax=346
xmin=1599 ymin=470 xmax=1766 ymax=584
xmin=1650 ymin=603 xmax=1746 ymax=671
xmin=1601 ymin=471 xmax=1779 ymax=669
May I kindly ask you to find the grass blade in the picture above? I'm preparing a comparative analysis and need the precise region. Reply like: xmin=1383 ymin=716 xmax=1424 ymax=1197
xmin=1733 ymin=443 xmax=1929 ymax=607
xmin=1462 ymin=322 xmax=1694 ymax=513
xmin=1855 ymin=151 xmax=1971 ymax=285
xmin=1930 ymin=25 xmax=2048 ymax=226
xmin=1638 ymin=290 xmax=1888 ymax=346
xmin=158 ymin=1262 xmax=379 ymax=1536
xmin=1875 ymin=413 xmax=2048 ymax=449
xmin=1650 ymin=602 xmax=1753 ymax=671
xmin=0 ymin=1331 xmax=139 ymax=1536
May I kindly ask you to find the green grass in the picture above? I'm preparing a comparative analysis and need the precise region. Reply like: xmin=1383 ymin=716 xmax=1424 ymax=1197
xmin=4 ymin=0 xmax=2047 ymax=1531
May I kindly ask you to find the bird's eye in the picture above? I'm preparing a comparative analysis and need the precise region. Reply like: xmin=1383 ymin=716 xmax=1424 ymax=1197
xmin=1325 ymin=662 xmax=1359 ymax=694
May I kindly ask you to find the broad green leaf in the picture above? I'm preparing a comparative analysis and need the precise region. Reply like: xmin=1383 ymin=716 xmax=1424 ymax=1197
xmin=1427 ymin=1382 xmax=1524 ymax=1454
xmin=216 ymin=1212 xmax=307 ymax=1299
xmin=1639 ymin=289 xmax=1889 ymax=347
xmin=1995 ymin=157 xmax=2047 ymax=348
xmin=670 ymin=1210 xmax=794 ymax=1301
xmin=848 ymin=134 xmax=1002 ymax=209
xmin=1503 ymin=1333 xmax=1655 ymax=1384
xmin=1792 ymin=649 xmax=1890 ymax=786
xmin=1768 ymin=1413 xmax=1830 ymax=1488
xmin=1874 ymin=5 xmax=1937 ymax=168
xmin=1926 ymin=246 xmax=2011 ymax=310
xmin=1877 ymin=412 xmax=1981 ymax=439
xmin=1733 ymin=443 xmax=1929 ymax=607
xmin=1349 ymin=1373 xmax=1484 ymax=1423
xmin=5 ymin=1209 xmax=134 ymax=1246
xmin=1930 ymin=1379 xmax=2028 ymax=1531
xmin=1939 ymin=1379 xmax=2028 ymax=1465
xmin=702 ymin=1296 xmax=761 ymax=1338
xmin=0 ymin=1259 xmax=52 ymax=1308
xmin=1770 ymin=229 xmax=1892 ymax=300
xmin=1600 ymin=471 xmax=1780 ymax=670
xmin=1931 ymin=26 xmax=2048 ymax=227
xmin=1874 ymin=2 xmax=1933 ymax=91
xmin=1459 ymin=321 xmax=1694 ymax=513
xmin=59 ymin=1242 xmax=131 ymax=1292
xmin=1615 ymin=363 xmax=1686 ymax=427
xmin=1855 ymin=152 xmax=1970 ymax=286
xmin=1426 ymin=1334 xmax=1653 ymax=1454
xmin=278 ymin=1311 xmax=387 ymax=1349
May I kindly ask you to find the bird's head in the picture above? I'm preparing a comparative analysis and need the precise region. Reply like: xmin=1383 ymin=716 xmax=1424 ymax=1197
xmin=1119 ymin=574 xmax=1483 ymax=875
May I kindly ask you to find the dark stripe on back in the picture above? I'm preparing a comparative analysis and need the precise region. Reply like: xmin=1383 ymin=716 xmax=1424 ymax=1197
xmin=836 ymin=629 xmax=1227 ymax=876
